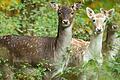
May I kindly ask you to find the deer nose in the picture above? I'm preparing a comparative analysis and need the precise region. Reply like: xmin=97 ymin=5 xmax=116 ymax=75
xmin=96 ymin=28 xmax=102 ymax=33
xmin=62 ymin=20 xmax=69 ymax=24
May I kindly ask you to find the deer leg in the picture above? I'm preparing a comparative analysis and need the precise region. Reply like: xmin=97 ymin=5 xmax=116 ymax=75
xmin=0 ymin=64 xmax=14 ymax=80
xmin=0 ymin=47 xmax=14 ymax=80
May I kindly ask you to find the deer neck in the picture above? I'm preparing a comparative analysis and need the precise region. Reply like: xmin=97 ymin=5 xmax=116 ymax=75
xmin=55 ymin=21 xmax=73 ymax=53
xmin=88 ymin=32 xmax=103 ymax=57
xmin=105 ymin=28 xmax=119 ymax=60
xmin=53 ymin=18 xmax=73 ymax=70
xmin=106 ymin=30 xmax=116 ymax=44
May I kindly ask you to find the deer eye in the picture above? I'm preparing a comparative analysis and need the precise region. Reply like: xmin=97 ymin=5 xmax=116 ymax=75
xmin=104 ymin=19 xmax=107 ymax=23
xmin=58 ymin=11 xmax=62 ymax=15
xmin=71 ymin=12 xmax=74 ymax=15
xmin=92 ymin=19 xmax=96 ymax=23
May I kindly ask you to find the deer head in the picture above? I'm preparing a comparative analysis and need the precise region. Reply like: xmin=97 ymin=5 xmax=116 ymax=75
xmin=86 ymin=7 xmax=114 ymax=34
xmin=50 ymin=2 xmax=82 ymax=27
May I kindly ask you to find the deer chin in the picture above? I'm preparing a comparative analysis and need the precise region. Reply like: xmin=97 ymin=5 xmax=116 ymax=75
xmin=94 ymin=31 xmax=102 ymax=34
xmin=62 ymin=23 xmax=71 ymax=28
xmin=95 ymin=29 xmax=103 ymax=34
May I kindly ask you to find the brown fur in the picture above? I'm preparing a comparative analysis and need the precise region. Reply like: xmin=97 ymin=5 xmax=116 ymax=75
xmin=69 ymin=38 xmax=89 ymax=66
xmin=95 ymin=13 xmax=105 ymax=18
xmin=0 ymin=35 xmax=55 ymax=65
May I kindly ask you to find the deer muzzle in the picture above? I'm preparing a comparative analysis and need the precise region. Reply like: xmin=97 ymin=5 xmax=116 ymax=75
xmin=62 ymin=19 xmax=70 ymax=27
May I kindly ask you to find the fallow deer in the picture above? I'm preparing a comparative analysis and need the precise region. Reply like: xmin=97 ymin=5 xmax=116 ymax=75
xmin=103 ymin=24 xmax=120 ymax=60
xmin=69 ymin=7 xmax=115 ymax=67
xmin=82 ymin=7 xmax=114 ymax=80
xmin=83 ymin=7 xmax=114 ymax=65
xmin=0 ymin=2 xmax=82 ymax=80
xmin=65 ymin=7 xmax=114 ymax=80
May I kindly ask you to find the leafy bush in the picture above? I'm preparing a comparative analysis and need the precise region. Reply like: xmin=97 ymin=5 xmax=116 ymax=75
xmin=0 ymin=0 xmax=120 ymax=80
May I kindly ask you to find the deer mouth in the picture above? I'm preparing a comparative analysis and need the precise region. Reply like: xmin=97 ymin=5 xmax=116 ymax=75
xmin=62 ymin=24 xmax=71 ymax=27
xmin=95 ymin=30 xmax=102 ymax=34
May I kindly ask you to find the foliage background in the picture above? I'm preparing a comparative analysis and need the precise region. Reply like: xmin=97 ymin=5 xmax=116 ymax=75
xmin=0 ymin=0 xmax=120 ymax=80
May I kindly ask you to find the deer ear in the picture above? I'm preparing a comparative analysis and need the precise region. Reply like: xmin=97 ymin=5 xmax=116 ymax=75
xmin=72 ymin=2 xmax=82 ymax=11
xmin=50 ymin=2 xmax=59 ymax=11
xmin=112 ymin=24 xmax=118 ymax=30
xmin=100 ymin=8 xmax=115 ymax=17
xmin=107 ymin=8 xmax=115 ymax=16
xmin=100 ymin=8 xmax=107 ymax=15
xmin=86 ymin=7 xmax=95 ymax=18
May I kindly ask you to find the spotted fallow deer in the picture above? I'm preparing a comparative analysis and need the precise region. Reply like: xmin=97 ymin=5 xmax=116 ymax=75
xmin=65 ymin=7 xmax=114 ymax=80
xmin=70 ymin=7 xmax=115 ymax=67
xmin=83 ymin=7 xmax=114 ymax=65
xmin=0 ymin=2 xmax=82 ymax=80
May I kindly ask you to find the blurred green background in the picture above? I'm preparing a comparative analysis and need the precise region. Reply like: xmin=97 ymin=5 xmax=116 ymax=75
xmin=0 ymin=0 xmax=120 ymax=80
xmin=0 ymin=0 xmax=119 ymax=40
